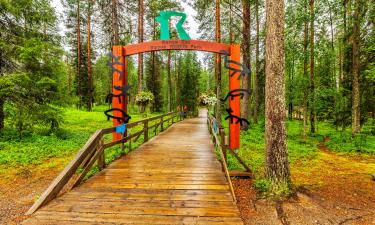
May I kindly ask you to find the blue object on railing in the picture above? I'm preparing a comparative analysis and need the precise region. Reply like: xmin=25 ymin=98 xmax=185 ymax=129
xmin=213 ymin=118 xmax=219 ymax=134
xmin=115 ymin=124 xmax=126 ymax=136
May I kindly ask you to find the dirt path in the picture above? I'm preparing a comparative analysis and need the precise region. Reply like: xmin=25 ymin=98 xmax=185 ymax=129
xmin=234 ymin=141 xmax=375 ymax=225
xmin=0 ymin=158 xmax=69 ymax=224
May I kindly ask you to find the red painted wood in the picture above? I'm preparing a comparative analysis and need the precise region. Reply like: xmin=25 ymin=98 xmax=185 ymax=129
xmin=229 ymin=44 xmax=241 ymax=149
xmin=123 ymin=40 xmax=231 ymax=56
xmin=113 ymin=41 xmax=240 ymax=148
xmin=112 ymin=46 xmax=127 ymax=141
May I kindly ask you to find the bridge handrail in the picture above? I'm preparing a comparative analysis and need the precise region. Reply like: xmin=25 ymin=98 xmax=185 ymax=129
xmin=206 ymin=112 xmax=237 ymax=203
xmin=26 ymin=111 xmax=180 ymax=215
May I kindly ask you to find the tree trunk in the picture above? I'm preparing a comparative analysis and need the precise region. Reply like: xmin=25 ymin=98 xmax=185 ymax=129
xmin=229 ymin=0 xmax=233 ymax=44
xmin=328 ymin=1 xmax=338 ymax=91
xmin=215 ymin=0 xmax=222 ymax=123
xmin=87 ymin=0 xmax=93 ymax=111
xmin=303 ymin=0 xmax=309 ymax=137
xmin=167 ymin=50 xmax=172 ymax=112
xmin=351 ymin=0 xmax=360 ymax=135
xmin=309 ymin=0 xmax=315 ymax=134
xmin=137 ymin=0 xmax=144 ymax=93
xmin=0 ymin=98 xmax=4 ymax=130
xmin=112 ymin=0 xmax=119 ymax=45
xmin=265 ymin=0 xmax=291 ymax=191
xmin=77 ymin=0 xmax=81 ymax=108
xmin=177 ymin=53 xmax=181 ymax=106
xmin=253 ymin=0 xmax=260 ymax=124
xmin=241 ymin=0 xmax=251 ymax=130
xmin=66 ymin=58 xmax=72 ymax=96
xmin=0 ymin=46 xmax=4 ymax=130
xmin=152 ymin=16 xmax=156 ymax=112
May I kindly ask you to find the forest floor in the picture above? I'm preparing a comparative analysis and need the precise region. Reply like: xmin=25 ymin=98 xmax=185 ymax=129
xmin=234 ymin=139 xmax=375 ymax=225
xmin=0 ymin=110 xmax=374 ymax=224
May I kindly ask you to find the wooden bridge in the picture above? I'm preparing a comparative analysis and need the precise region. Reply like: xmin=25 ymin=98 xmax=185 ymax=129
xmin=23 ymin=109 xmax=244 ymax=224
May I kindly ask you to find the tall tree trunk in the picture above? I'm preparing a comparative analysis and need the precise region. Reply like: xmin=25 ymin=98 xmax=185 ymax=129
xmin=215 ymin=0 xmax=222 ymax=122
xmin=328 ymin=1 xmax=338 ymax=91
xmin=0 ymin=98 xmax=4 ymax=130
xmin=241 ymin=0 xmax=251 ymax=130
xmin=1 ymin=47 xmax=5 ymax=130
xmin=112 ymin=0 xmax=119 ymax=45
xmin=309 ymin=0 xmax=315 ymax=134
xmin=66 ymin=58 xmax=72 ymax=96
xmin=77 ymin=0 xmax=82 ymax=108
xmin=177 ymin=53 xmax=181 ymax=106
xmin=265 ymin=0 xmax=291 ymax=191
xmin=137 ymin=0 xmax=144 ymax=93
xmin=303 ymin=0 xmax=309 ymax=137
xmin=152 ymin=16 xmax=156 ymax=112
xmin=167 ymin=50 xmax=172 ymax=112
xmin=351 ymin=0 xmax=360 ymax=135
xmin=229 ymin=0 xmax=233 ymax=44
xmin=253 ymin=0 xmax=260 ymax=124
xmin=87 ymin=0 xmax=93 ymax=111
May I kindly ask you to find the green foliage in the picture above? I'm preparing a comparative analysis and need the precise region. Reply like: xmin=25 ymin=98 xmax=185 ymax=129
xmin=254 ymin=179 xmax=271 ymax=193
xmin=135 ymin=91 xmax=154 ymax=105
xmin=180 ymin=52 xmax=201 ymax=113
xmin=0 ymin=106 xmax=160 ymax=166
xmin=0 ymin=0 xmax=65 ymax=133
xmin=145 ymin=53 xmax=163 ymax=112
xmin=324 ymin=120 xmax=375 ymax=153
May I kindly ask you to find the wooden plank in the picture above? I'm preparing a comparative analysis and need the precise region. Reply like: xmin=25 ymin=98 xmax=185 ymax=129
xmin=26 ymin=212 xmax=242 ymax=225
xmin=62 ymin=190 xmax=233 ymax=202
xmin=46 ymin=199 xmax=236 ymax=209
xmin=227 ymin=148 xmax=252 ymax=173
xmin=72 ymin=146 xmax=104 ymax=188
xmin=26 ymin=130 xmax=102 ymax=215
xmin=82 ymin=183 xmax=229 ymax=190
xmin=38 ymin=205 xmax=239 ymax=217
xmin=229 ymin=170 xmax=252 ymax=177
xmin=23 ymin=111 xmax=243 ymax=225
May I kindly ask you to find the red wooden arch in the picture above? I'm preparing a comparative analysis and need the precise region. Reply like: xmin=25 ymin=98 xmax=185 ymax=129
xmin=123 ymin=40 xmax=231 ymax=55
xmin=111 ymin=40 xmax=241 ymax=149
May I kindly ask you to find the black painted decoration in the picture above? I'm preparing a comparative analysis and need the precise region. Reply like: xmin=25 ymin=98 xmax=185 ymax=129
xmin=225 ymin=108 xmax=250 ymax=126
xmin=220 ymin=50 xmax=250 ymax=80
xmin=104 ymin=108 xmax=131 ymax=124
xmin=221 ymin=88 xmax=252 ymax=102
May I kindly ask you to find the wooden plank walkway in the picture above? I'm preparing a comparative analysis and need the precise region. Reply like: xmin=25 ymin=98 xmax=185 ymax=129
xmin=23 ymin=111 xmax=243 ymax=225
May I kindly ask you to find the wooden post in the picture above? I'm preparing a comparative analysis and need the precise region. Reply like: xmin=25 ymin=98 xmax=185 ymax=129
xmin=160 ymin=117 xmax=164 ymax=131
xmin=121 ymin=139 xmax=125 ymax=152
xmin=143 ymin=120 xmax=148 ymax=143
xmin=229 ymin=44 xmax=241 ymax=149
xmin=112 ymin=46 xmax=127 ymax=141
xmin=220 ymin=127 xmax=227 ymax=165
xmin=129 ymin=132 xmax=132 ymax=152
xmin=97 ymin=138 xmax=105 ymax=170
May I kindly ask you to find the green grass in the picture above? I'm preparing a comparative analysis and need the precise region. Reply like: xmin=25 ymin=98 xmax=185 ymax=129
xmin=226 ymin=119 xmax=375 ymax=177
xmin=0 ymin=105 xmax=160 ymax=166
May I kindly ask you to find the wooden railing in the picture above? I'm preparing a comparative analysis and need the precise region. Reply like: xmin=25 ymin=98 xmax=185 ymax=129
xmin=207 ymin=113 xmax=237 ymax=202
xmin=207 ymin=112 xmax=253 ymax=202
xmin=26 ymin=112 xmax=180 ymax=215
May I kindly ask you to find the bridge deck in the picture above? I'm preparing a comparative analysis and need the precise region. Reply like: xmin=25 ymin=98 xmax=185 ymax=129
xmin=23 ymin=112 xmax=243 ymax=224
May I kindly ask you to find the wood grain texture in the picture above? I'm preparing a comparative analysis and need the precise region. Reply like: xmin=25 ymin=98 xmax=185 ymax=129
xmin=23 ymin=110 xmax=243 ymax=224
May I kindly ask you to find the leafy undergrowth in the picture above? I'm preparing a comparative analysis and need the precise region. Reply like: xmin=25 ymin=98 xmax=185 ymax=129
xmin=0 ymin=105 xmax=160 ymax=167
xmin=227 ymin=119 xmax=375 ymax=194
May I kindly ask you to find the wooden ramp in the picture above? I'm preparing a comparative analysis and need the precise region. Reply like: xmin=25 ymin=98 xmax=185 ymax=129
xmin=23 ymin=112 xmax=243 ymax=225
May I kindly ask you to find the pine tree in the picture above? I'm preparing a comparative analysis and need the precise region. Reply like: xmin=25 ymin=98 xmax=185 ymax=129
xmin=265 ymin=0 xmax=291 ymax=193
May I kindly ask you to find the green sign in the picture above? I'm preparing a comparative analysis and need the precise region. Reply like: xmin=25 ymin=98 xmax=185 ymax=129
xmin=156 ymin=11 xmax=191 ymax=41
